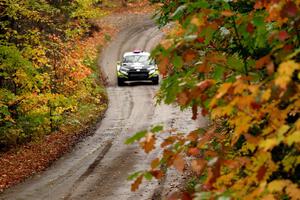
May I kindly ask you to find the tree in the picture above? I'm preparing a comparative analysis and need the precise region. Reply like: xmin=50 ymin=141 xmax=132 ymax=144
xmin=127 ymin=0 xmax=300 ymax=199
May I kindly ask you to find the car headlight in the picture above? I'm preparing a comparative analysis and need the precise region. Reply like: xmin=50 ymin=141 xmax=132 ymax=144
xmin=149 ymin=69 xmax=157 ymax=74
xmin=119 ymin=69 xmax=128 ymax=75
xmin=148 ymin=65 xmax=158 ymax=71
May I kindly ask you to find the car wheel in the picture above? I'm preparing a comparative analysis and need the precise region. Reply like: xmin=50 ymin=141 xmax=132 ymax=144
xmin=152 ymin=77 xmax=159 ymax=85
xmin=117 ymin=78 xmax=125 ymax=86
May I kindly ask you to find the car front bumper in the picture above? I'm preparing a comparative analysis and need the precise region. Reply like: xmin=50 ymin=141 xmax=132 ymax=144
xmin=117 ymin=70 xmax=159 ymax=81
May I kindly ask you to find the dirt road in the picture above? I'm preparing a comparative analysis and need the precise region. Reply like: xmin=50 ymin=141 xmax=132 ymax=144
xmin=0 ymin=15 xmax=207 ymax=200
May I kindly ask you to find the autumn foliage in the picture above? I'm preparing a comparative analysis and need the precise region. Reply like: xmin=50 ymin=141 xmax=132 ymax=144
xmin=127 ymin=0 xmax=300 ymax=199
xmin=0 ymin=0 xmax=109 ymax=149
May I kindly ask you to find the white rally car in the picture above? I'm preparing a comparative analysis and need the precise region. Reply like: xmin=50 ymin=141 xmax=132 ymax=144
xmin=116 ymin=50 xmax=159 ymax=86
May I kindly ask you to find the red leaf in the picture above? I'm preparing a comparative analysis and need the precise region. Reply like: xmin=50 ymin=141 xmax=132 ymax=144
xmin=278 ymin=31 xmax=289 ymax=41
xmin=256 ymin=165 xmax=267 ymax=181
xmin=197 ymin=37 xmax=205 ymax=43
xmin=247 ymin=23 xmax=255 ymax=34
xmin=251 ymin=102 xmax=261 ymax=110
xmin=281 ymin=2 xmax=298 ymax=18
xmin=201 ymin=108 xmax=209 ymax=116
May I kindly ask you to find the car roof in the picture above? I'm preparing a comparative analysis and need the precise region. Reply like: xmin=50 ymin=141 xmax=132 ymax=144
xmin=123 ymin=51 xmax=150 ymax=57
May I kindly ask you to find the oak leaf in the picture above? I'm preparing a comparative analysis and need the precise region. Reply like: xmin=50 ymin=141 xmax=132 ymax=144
xmin=140 ymin=133 xmax=156 ymax=153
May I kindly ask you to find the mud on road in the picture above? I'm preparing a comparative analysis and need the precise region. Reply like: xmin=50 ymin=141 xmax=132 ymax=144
xmin=0 ymin=14 xmax=207 ymax=200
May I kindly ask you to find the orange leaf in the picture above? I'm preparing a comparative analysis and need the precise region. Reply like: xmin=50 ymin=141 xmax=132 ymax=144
xmin=244 ymin=133 xmax=260 ymax=144
xmin=173 ymin=154 xmax=185 ymax=172
xmin=187 ymin=131 xmax=199 ymax=141
xmin=187 ymin=147 xmax=200 ymax=156
xmin=167 ymin=191 xmax=193 ymax=200
xmin=140 ymin=133 xmax=156 ymax=153
xmin=215 ymin=82 xmax=232 ymax=99
xmin=151 ymin=158 xmax=160 ymax=169
xmin=177 ymin=91 xmax=190 ymax=106
xmin=161 ymin=136 xmax=177 ymax=147
xmin=158 ymin=56 xmax=169 ymax=76
xmin=183 ymin=50 xmax=197 ymax=62
xmin=191 ymin=159 xmax=207 ymax=175
xmin=222 ymin=159 xmax=240 ymax=169
xmin=222 ymin=10 xmax=234 ymax=17
xmin=150 ymin=170 xmax=164 ymax=179
xmin=131 ymin=175 xmax=143 ymax=192
xmin=256 ymin=55 xmax=271 ymax=69
xmin=286 ymin=183 xmax=300 ymax=199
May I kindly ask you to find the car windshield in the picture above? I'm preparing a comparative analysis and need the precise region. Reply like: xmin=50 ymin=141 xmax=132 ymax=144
xmin=123 ymin=55 xmax=151 ymax=64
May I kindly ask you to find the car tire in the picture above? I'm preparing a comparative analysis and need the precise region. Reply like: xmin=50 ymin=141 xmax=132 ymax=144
xmin=117 ymin=78 xmax=125 ymax=86
xmin=152 ymin=77 xmax=159 ymax=85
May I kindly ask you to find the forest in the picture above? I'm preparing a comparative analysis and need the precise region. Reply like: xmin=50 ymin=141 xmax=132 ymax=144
xmin=0 ymin=0 xmax=109 ymax=149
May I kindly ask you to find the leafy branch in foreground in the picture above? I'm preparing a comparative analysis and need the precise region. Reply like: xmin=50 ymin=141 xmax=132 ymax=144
xmin=127 ymin=0 xmax=300 ymax=199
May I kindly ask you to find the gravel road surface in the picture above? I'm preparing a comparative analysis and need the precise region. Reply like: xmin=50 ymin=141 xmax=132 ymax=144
xmin=0 ymin=14 xmax=207 ymax=200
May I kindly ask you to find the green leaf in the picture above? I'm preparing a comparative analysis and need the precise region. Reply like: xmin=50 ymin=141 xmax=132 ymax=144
xmin=252 ymin=16 xmax=265 ymax=27
xmin=192 ymin=0 xmax=209 ymax=9
xmin=151 ymin=125 xmax=163 ymax=133
xmin=144 ymin=172 xmax=153 ymax=181
xmin=227 ymin=56 xmax=244 ymax=72
xmin=0 ymin=106 xmax=10 ymax=116
xmin=213 ymin=65 xmax=225 ymax=81
xmin=125 ymin=130 xmax=147 ymax=144
xmin=127 ymin=171 xmax=143 ymax=181
xmin=173 ymin=55 xmax=183 ymax=69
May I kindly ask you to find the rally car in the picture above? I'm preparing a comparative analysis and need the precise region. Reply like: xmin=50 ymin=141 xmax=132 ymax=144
xmin=116 ymin=50 xmax=159 ymax=86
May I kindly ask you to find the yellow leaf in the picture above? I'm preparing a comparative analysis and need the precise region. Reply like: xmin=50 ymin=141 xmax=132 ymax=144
xmin=261 ymin=89 xmax=271 ymax=102
xmin=215 ymin=83 xmax=232 ymax=99
xmin=259 ymin=138 xmax=278 ymax=151
xmin=268 ymin=180 xmax=291 ymax=192
xmin=275 ymin=60 xmax=300 ymax=90
xmin=262 ymin=194 xmax=276 ymax=200
xmin=160 ymin=39 xmax=173 ymax=49
xmin=190 ymin=16 xmax=204 ymax=27
xmin=285 ymin=131 xmax=300 ymax=146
